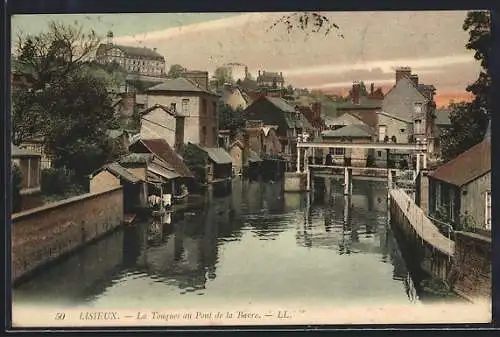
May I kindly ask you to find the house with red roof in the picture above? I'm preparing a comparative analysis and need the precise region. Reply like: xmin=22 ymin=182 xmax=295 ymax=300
xmin=427 ymin=138 xmax=491 ymax=233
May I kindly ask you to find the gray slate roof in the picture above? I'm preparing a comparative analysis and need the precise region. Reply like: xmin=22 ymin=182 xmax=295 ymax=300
xmin=321 ymin=124 xmax=374 ymax=138
xmin=119 ymin=153 xmax=154 ymax=164
xmin=97 ymin=44 xmax=165 ymax=60
xmin=266 ymin=97 xmax=314 ymax=130
xmin=203 ymin=147 xmax=233 ymax=164
xmin=147 ymin=77 xmax=218 ymax=96
xmin=104 ymin=162 xmax=140 ymax=183
xmin=267 ymin=96 xmax=296 ymax=113
xmin=11 ymin=144 xmax=40 ymax=158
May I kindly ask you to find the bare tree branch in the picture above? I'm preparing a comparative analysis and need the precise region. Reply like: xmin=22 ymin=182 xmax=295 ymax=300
xmin=267 ymin=12 xmax=344 ymax=39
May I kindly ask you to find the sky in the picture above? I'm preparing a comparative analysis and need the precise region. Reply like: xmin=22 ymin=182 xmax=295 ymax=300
xmin=11 ymin=11 xmax=480 ymax=107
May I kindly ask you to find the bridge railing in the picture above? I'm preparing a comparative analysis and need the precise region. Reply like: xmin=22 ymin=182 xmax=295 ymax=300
xmin=390 ymin=188 xmax=454 ymax=257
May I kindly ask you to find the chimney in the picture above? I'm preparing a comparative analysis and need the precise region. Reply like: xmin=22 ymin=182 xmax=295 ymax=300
xmin=245 ymin=66 xmax=249 ymax=79
xmin=153 ymin=47 xmax=157 ymax=52
xmin=170 ymin=102 xmax=176 ymax=112
xmin=410 ymin=74 xmax=419 ymax=86
xmin=258 ymin=70 xmax=261 ymax=76
xmin=370 ymin=83 xmax=374 ymax=95
xmin=395 ymin=67 xmax=412 ymax=83
xmin=312 ymin=102 xmax=321 ymax=119
xmin=352 ymin=81 xmax=361 ymax=104
xmin=181 ymin=70 xmax=209 ymax=90
xmin=175 ymin=116 xmax=185 ymax=154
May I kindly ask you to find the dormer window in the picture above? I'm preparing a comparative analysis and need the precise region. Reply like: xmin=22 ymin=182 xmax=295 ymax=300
xmin=414 ymin=103 xmax=423 ymax=114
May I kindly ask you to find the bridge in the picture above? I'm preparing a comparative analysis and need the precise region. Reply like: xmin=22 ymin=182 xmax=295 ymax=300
xmin=286 ymin=141 xmax=429 ymax=194
xmin=296 ymin=141 xmax=427 ymax=151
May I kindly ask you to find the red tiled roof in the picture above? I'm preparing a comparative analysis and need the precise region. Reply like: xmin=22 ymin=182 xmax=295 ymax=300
xmin=428 ymin=139 xmax=491 ymax=187
xmin=135 ymin=139 xmax=194 ymax=178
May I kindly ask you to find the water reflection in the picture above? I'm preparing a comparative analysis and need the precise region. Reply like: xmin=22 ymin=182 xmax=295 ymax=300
xmin=14 ymin=178 xmax=423 ymax=307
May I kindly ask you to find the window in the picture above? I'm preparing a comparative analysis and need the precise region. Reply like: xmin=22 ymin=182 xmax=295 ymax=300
xmin=449 ymin=189 xmax=455 ymax=221
xmin=400 ymin=128 xmax=405 ymax=133
xmin=201 ymin=98 xmax=207 ymax=116
xmin=378 ymin=125 xmax=387 ymax=142
xmin=212 ymin=127 xmax=217 ymax=147
xmin=182 ymin=99 xmax=189 ymax=116
xmin=212 ymin=102 xmax=217 ymax=117
xmin=334 ymin=148 xmax=345 ymax=156
xmin=414 ymin=119 xmax=423 ymax=134
xmin=436 ymin=183 xmax=441 ymax=208
xmin=377 ymin=151 xmax=382 ymax=157
xmin=414 ymin=103 xmax=422 ymax=114
xmin=485 ymin=191 xmax=491 ymax=230
xmin=202 ymin=126 xmax=207 ymax=146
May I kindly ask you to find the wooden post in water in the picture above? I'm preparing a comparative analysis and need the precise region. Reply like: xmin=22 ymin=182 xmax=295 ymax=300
xmin=343 ymin=167 xmax=349 ymax=195
xmin=296 ymin=147 xmax=301 ymax=173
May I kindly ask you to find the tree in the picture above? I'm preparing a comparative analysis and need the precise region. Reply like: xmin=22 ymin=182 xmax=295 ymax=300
xmin=12 ymin=21 xmax=123 ymax=187
xmin=218 ymin=103 xmax=245 ymax=138
xmin=213 ymin=66 xmax=234 ymax=87
xmin=440 ymin=11 xmax=491 ymax=161
xmin=440 ymin=102 xmax=488 ymax=160
xmin=463 ymin=10 xmax=491 ymax=112
xmin=14 ymin=21 xmax=100 ymax=90
xmin=167 ymin=64 xmax=186 ymax=78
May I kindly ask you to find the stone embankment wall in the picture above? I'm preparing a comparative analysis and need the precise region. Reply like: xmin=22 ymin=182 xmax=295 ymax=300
xmin=11 ymin=186 xmax=123 ymax=282
xmin=448 ymin=231 xmax=491 ymax=302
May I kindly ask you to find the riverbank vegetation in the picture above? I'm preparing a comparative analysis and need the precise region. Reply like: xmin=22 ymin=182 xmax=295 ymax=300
xmin=12 ymin=21 xmax=125 ymax=198
xmin=440 ymin=11 xmax=491 ymax=161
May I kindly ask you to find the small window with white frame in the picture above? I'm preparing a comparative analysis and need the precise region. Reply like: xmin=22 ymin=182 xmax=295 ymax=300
xmin=485 ymin=191 xmax=491 ymax=230
xmin=182 ymin=98 xmax=189 ymax=116
xmin=414 ymin=103 xmax=423 ymax=114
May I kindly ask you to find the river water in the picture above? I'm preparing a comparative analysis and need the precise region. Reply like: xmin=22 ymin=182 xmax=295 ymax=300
xmin=14 ymin=178 xmax=434 ymax=311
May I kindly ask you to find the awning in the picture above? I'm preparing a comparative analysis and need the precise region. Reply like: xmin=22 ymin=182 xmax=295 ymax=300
xmin=105 ymin=162 xmax=141 ymax=183
xmin=148 ymin=162 xmax=180 ymax=180
xmin=203 ymin=147 xmax=233 ymax=164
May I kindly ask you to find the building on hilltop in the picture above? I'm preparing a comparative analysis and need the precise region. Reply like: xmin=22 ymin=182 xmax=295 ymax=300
xmin=256 ymin=70 xmax=285 ymax=89
xmin=95 ymin=31 xmax=166 ymax=78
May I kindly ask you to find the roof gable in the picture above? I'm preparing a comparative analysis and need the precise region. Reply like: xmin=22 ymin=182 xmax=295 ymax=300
xmin=140 ymin=103 xmax=177 ymax=118
xmin=384 ymin=76 xmax=427 ymax=102
xmin=428 ymin=139 xmax=491 ymax=187
xmin=130 ymin=138 xmax=194 ymax=178
xmin=327 ymin=112 xmax=367 ymax=126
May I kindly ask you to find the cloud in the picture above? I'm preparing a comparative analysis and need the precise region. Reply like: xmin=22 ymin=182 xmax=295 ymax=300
xmin=114 ymin=13 xmax=274 ymax=43
xmin=109 ymin=11 xmax=480 ymax=101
